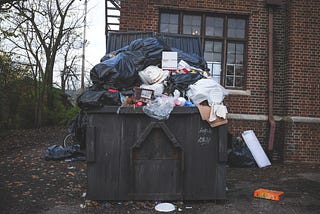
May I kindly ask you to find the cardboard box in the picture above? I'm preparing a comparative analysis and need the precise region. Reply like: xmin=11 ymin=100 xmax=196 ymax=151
xmin=254 ymin=188 xmax=284 ymax=201
xmin=133 ymin=87 xmax=154 ymax=103
xmin=196 ymin=103 xmax=228 ymax=127
xmin=162 ymin=51 xmax=177 ymax=70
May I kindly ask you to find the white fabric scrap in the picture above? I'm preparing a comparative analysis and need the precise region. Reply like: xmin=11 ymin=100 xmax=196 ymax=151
xmin=209 ymin=104 xmax=228 ymax=122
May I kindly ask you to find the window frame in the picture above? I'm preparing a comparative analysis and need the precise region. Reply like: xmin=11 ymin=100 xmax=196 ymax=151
xmin=159 ymin=10 xmax=248 ymax=90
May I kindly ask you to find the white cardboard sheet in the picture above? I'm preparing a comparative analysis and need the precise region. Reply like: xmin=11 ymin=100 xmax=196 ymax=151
xmin=162 ymin=51 xmax=177 ymax=70
xmin=242 ymin=130 xmax=271 ymax=168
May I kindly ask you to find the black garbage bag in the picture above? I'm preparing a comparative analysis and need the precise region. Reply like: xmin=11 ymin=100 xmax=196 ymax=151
xmin=172 ymin=48 xmax=209 ymax=71
xmin=77 ymin=90 xmax=121 ymax=109
xmin=44 ymin=144 xmax=85 ymax=161
xmin=228 ymin=137 xmax=256 ymax=167
xmin=92 ymin=37 xmax=170 ymax=90
xmin=100 ymin=45 xmax=129 ymax=62
xmin=128 ymin=37 xmax=170 ymax=70
xmin=92 ymin=36 xmax=208 ymax=90
xmin=164 ymin=72 xmax=204 ymax=96
xmin=91 ymin=51 xmax=143 ymax=90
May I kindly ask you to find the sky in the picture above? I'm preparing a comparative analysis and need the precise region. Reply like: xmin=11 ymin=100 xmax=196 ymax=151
xmin=85 ymin=0 xmax=107 ymax=69
xmin=53 ymin=0 xmax=107 ymax=88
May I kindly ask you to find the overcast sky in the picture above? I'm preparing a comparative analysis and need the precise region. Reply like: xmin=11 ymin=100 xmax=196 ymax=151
xmin=85 ymin=0 xmax=106 ymax=68
xmin=53 ymin=0 xmax=106 ymax=88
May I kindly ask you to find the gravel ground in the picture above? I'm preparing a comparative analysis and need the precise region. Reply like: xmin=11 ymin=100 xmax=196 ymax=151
xmin=0 ymin=127 xmax=319 ymax=214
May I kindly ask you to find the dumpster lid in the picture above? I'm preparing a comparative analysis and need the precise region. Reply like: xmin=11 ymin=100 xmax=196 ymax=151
xmin=106 ymin=31 xmax=203 ymax=57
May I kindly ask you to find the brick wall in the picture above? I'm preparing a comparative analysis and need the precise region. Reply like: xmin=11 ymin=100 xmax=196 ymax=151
xmin=118 ymin=0 xmax=320 ymax=163
xmin=282 ymin=0 xmax=320 ymax=162
xmin=227 ymin=120 xmax=269 ymax=147
xmin=285 ymin=0 xmax=320 ymax=117
xmin=283 ymin=121 xmax=320 ymax=163
xmin=273 ymin=5 xmax=287 ymax=116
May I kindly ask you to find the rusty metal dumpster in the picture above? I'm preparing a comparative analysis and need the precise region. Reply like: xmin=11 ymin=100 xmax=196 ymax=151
xmin=85 ymin=106 xmax=227 ymax=201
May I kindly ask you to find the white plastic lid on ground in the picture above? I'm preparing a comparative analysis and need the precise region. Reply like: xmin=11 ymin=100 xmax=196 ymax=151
xmin=155 ymin=202 xmax=176 ymax=212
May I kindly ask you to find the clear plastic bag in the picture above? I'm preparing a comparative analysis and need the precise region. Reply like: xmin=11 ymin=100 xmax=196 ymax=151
xmin=142 ymin=96 xmax=175 ymax=120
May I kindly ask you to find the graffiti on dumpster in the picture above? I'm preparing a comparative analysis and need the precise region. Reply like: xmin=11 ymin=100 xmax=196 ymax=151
xmin=197 ymin=127 xmax=212 ymax=146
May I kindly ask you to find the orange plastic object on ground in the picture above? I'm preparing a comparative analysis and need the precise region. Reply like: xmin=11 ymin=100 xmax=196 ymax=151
xmin=254 ymin=188 xmax=284 ymax=201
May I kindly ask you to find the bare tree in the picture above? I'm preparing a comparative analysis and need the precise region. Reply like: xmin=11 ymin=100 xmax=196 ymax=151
xmin=59 ymin=32 xmax=82 ymax=94
xmin=0 ymin=0 xmax=84 ymax=126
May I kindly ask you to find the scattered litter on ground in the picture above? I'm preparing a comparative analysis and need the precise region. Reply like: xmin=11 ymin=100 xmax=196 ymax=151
xmin=155 ymin=202 xmax=176 ymax=212
xmin=254 ymin=188 xmax=284 ymax=201
xmin=44 ymin=144 xmax=85 ymax=161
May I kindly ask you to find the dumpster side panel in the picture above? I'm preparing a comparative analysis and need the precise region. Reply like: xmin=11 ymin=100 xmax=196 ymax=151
xmin=118 ymin=115 xmax=150 ymax=200
xmin=119 ymin=115 xmax=183 ymax=200
xmin=86 ymin=114 xmax=122 ymax=200
xmin=86 ymin=107 xmax=226 ymax=200
xmin=174 ymin=114 xmax=220 ymax=200
xmin=215 ymin=125 xmax=228 ymax=199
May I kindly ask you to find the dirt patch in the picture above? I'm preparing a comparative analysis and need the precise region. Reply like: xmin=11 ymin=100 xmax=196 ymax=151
xmin=0 ymin=127 xmax=319 ymax=213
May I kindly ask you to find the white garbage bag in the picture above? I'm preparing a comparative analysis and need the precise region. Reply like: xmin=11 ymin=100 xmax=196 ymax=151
xmin=187 ymin=78 xmax=228 ymax=105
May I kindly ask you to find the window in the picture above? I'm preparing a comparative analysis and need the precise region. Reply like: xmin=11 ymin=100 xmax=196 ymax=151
xmin=206 ymin=17 xmax=223 ymax=37
xmin=160 ymin=11 xmax=247 ymax=89
xmin=160 ymin=13 xmax=179 ymax=34
xmin=183 ymin=15 xmax=201 ymax=35
xmin=204 ymin=40 xmax=222 ymax=83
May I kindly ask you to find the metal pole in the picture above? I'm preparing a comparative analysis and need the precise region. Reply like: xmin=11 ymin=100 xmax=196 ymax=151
xmin=80 ymin=0 xmax=88 ymax=93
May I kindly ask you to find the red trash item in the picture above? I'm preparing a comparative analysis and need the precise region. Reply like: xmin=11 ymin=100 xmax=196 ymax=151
xmin=254 ymin=188 xmax=284 ymax=201
xmin=108 ymin=88 xmax=118 ymax=93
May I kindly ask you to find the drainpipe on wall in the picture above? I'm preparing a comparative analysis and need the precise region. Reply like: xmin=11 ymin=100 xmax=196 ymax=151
xmin=267 ymin=5 xmax=275 ymax=155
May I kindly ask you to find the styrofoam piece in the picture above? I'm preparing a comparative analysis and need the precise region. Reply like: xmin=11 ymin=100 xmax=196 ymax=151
xmin=242 ymin=130 xmax=271 ymax=168
xmin=155 ymin=202 xmax=176 ymax=212
xmin=162 ymin=51 xmax=177 ymax=70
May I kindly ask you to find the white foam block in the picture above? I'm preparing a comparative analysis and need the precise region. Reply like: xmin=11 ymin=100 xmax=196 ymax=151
xmin=242 ymin=130 xmax=271 ymax=168
xmin=162 ymin=51 xmax=177 ymax=70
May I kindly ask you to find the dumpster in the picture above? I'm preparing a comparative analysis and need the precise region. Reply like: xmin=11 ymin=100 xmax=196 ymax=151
xmin=85 ymin=106 xmax=227 ymax=201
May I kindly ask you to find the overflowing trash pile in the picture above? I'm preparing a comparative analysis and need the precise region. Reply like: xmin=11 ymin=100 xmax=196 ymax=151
xmin=77 ymin=36 xmax=228 ymax=125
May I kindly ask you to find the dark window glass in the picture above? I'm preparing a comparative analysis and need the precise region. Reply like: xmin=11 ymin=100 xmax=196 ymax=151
xmin=227 ymin=18 xmax=246 ymax=39
xmin=160 ymin=13 xmax=178 ymax=33
xmin=226 ymin=43 xmax=245 ymax=87
xmin=204 ymin=40 xmax=223 ymax=83
xmin=226 ymin=75 xmax=234 ymax=87
xmin=183 ymin=15 xmax=201 ymax=35
xmin=206 ymin=17 xmax=223 ymax=37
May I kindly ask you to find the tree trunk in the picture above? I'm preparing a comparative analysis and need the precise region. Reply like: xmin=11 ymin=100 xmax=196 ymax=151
xmin=61 ymin=72 xmax=66 ymax=94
